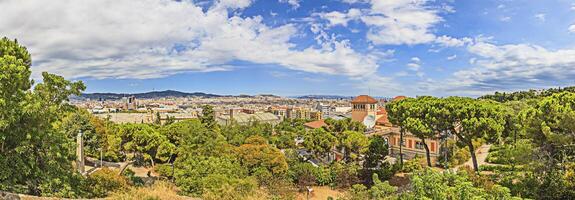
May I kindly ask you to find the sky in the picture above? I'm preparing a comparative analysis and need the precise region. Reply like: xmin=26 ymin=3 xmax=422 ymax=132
xmin=2 ymin=0 xmax=575 ymax=97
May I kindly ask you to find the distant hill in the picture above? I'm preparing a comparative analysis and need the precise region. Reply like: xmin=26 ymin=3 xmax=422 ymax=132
xmin=79 ymin=90 xmax=223 ymax=100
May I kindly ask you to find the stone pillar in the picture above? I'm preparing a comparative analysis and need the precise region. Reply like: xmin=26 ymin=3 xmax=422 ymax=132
xmin=76 ymin=131 xmax=85 ymax=174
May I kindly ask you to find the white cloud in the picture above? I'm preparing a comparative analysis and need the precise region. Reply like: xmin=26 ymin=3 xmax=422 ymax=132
xmin=441 ymin=42 xmax=575 ymax=93
xmin=279 ymin=0 xmax=300 ymax=9
xmin=406 ymin=57 xmax=424 ymax=77
xmin=361 ymin=0 xmax=443 ymax=45
xmin=407 ymin=63 xmax=421 ymax=71
xmin=534 ymin=13 xmax=545 ymax=22
xmin=569 ymin=24 xmax=575 ymax=33
xmin=315 ymin=8 xmax=362 ymax=27
xmin=340 ymin=0 xmax=366 ymax=3
xmin=435 ymin=35 xmax=471 ymax=47
xmin=500 ymin=16 xmax=511 ymax=22
xmin=447 ymin=54 xmax=457 ymax=60
xmin=0 ymin=0 xmax=384 ymax=80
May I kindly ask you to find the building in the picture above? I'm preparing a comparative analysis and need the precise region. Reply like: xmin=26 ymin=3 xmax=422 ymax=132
xmin=124 ymin=96 xmax=138 ymax=110
xmin=372 ymin=96 xmax=443 ymax=166
xmin=309 ymin=111 xmax=323 ymax=121
xmin=351 ymin=95 xmax=379 ymax=129
xmin=217 ymin=111 xmax=281 ymax=126
xmin=303 ymin=119 xmax=327 ymax=129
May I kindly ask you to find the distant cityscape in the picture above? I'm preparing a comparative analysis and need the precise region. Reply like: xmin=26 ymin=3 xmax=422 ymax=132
xmin=73 ymin=90 xmax=395 ymax=125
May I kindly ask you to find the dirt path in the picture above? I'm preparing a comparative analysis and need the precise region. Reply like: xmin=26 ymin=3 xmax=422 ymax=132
xmin=458 ymin=144 xmax=492 ymax=169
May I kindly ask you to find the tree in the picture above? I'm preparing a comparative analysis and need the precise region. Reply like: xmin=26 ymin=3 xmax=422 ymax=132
xmin=200 ymin=105 xmax=218 ymax=130
xmin=386 ymin=97 xmax=437 ymax=167
xmin=445 ymin=97 xmax=507 ymax=172
xmin=0 ymin=37 xmax=86 ymax=196
xmin=520 ymin=92 xmax=575 ymax=163
xmin=235 ymin=136 xmax=288 ymax=175
xmin=364 ymin=135 xmax=389 ymax=169
xmin=341 ymin=131 xmax=369 ymax=162
xmin=302 ymin=128 xmax=337 ymax=160
xmin=369 ymin=173 xmax=397 ymax=199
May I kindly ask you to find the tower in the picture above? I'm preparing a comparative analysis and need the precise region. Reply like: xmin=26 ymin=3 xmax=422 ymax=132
xmin=351 ymin=95 xmax=378 ymax=127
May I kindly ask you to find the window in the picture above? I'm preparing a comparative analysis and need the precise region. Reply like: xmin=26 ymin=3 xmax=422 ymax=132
xmin=430 ymin=142 xmax=436 ymax=152
xmin=415 ymin=141 xmax=425 ymax=150
xmin=407 ymin=139 xmax=413 ymax=148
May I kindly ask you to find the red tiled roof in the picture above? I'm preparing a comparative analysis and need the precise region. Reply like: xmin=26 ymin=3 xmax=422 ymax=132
xmin=377 ymin=107 xmax=387 ymax=115
xmin=376 ymin=108 xmax=393 ymax=127
xmin=304 ymin=120 xmax=327 ymax=129
xmin=351 ymin=95 xmax=378 ymax=104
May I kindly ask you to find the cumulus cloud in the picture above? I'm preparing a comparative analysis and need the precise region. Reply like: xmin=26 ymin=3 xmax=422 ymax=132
xmin=441 ymin=42 xmax=575 ymax=93
xmin=0 ymin=0 xmax=383 ymax=80
xmin=315 ymin=9 xmax=363 ymax=27
xmin=534 ymin=13 xmax=546 ymax=22
xmin=435 ymin=35 xmax=471 ymax=47
xmin=361 ymin=0 xmax=443 ymax=45
xmin=500 ymin=16 xmax=511 ymax=22
xmin=279 ymin=0 xmax=300 ymax=9
xmin=569 ymin=24 xmax=575 ymax=33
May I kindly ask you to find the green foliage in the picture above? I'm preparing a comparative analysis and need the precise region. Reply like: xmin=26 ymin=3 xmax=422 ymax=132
xmin=402 ymin=156 xmax=424 ymax=173
xmin=288 ymin=162 xmax=318 ymax=188
xmin=480 ymin=86 xmax=575 ymax=102
xmin=154 ymin=163 xmax=174 ymax=178
xmin=235 ymin=136 xmax=288 ymax=175
xmin=84 ymin=168 xmax=129 ymax=198
xmin=200 ymin=105 xmax=218 ymax=130
xmin=174 ymin=156 xmax=249 ymax=196
xmin=486 ymin=140 xmax=533 ymax=165
xmin=520 ymin=92 xmax=575 ymax=161
xmin=345 ymin=173 xmax=397 ymax=200
xmin=341 ymin=131 xmax=369 ymax=162
xmin=0 ymin=37 xmax=86 ymax=197
xmin=121 ymin=168 xmax=145 ymax=186
xmin=364 ymin=135 xmax=389 ymax=169
xmin=303 ymin=128 xmax=337 ymax=159
xmin=445 ymin=97 xmax=508 ymax=171
xmin=402 ymin=169 xmax=519 ymax=200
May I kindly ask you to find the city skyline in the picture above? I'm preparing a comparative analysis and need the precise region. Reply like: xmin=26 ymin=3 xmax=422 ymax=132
xmin=2 ymin=0 xmax=575 ymax=96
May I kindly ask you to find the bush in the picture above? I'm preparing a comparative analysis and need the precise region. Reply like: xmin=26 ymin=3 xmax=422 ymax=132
xmin=154 ymin=163 xmax=174 ymax=178
xmin=402 ymin=157 xmax=424 ymax=173
xmin=313 ymin=166 xmax=335 ymax=186
xmin=122 ymin=168 xmax=145 ymax=186
xmin=479 ymin=165 xmax=523 ymax=172
xmin=84 ymin=168 xmax=129 ymax=198
xmin=451 ymin=148 xmax=471 ymax=166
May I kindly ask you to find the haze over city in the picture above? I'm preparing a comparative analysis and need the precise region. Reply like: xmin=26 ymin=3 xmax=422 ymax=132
xmin=2 ymin=0 xmax=575 ymax=96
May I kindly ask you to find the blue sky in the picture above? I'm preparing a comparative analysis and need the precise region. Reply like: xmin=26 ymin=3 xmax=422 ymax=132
xmin=2 ymin=0 xmax=575 ymax=96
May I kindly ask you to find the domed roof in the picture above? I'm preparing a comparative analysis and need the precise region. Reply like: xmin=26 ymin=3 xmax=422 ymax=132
xmin=351 ymin=95 xmax=378 ymax=104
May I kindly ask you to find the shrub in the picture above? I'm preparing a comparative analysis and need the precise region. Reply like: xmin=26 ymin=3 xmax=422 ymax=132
xmin=402 ymin=157 xmax=424 ymax=173
xmin=122 ymin=168 xmax=145 ymax=186
xmin=84 ymin=168 xmax=129 ymax=198
xmin=154 ymin=163 xmax=174 ymax=178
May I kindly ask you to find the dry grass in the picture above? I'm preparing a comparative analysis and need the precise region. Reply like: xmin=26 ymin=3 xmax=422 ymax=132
xmin=107 ymin=181 xmax=197 ymax=200
xmin=296 ymin=186 xmax=344 ymax=200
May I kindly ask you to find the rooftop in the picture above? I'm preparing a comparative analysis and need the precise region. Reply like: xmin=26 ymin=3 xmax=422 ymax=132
xmin=304 ymin=119 xmax=327 ymax=129
xmin=351 ymin=95 xmax=378 ymax=104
